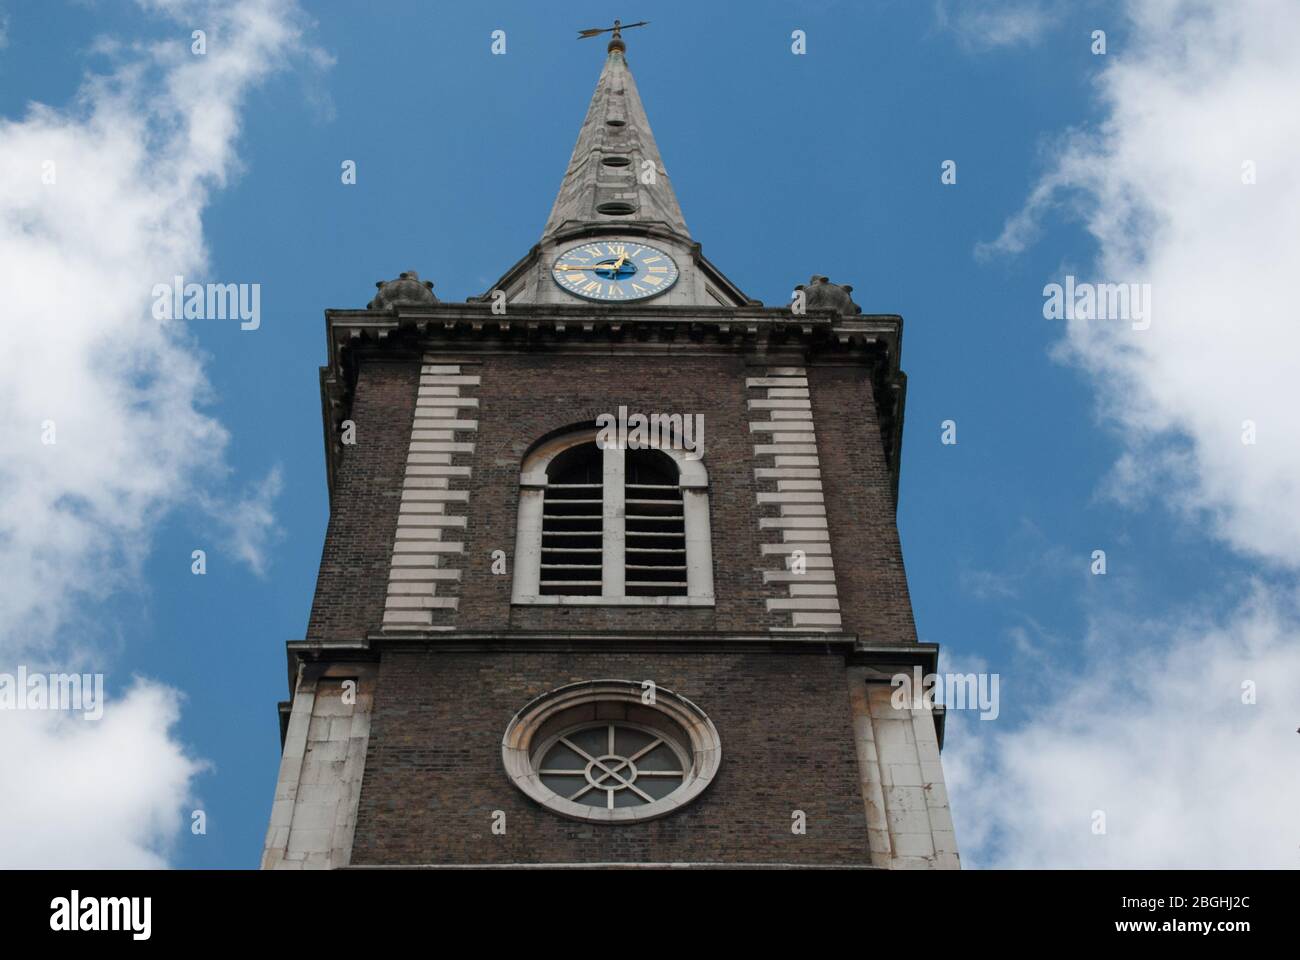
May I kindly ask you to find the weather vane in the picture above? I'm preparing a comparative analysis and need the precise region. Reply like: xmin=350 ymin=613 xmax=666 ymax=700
xmin=578 ymin=18 xmax=649 ymax=52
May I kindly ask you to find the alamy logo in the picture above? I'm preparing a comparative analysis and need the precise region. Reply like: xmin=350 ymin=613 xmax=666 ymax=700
xmin=1042 ymin=275 xmax=1151 ymax=330
xmin=151 ymin=275 xmax=261 ymax=330
xmin=595 ymin=406 xmax=704 ymax=460
xmin=50 ymin=891 xmax=151 ymax=940
xmin=0 ymin=667 xmax=103 ymax=719
xmin=891 ymin=666 xmax=1000 ymax=720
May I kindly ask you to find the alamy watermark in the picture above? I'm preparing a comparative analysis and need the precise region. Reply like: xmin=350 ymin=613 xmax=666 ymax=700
xmin=151 ymin=275 xmax=261 ymax=330
xmin=1043 ymin=275 xmax=1151 ymax=331
xmin=596 ymin=406 xmax=704 ymax=460
xmin=50 ymin=891 xmax=150 ymax=940
xmin=0 ymin=667 xmax=104 ymax=719
xmin=891 ymin=666 xmax=999 ymax=720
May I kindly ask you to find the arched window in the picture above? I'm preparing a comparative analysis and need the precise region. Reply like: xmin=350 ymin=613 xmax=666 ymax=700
xmin=539 ymin=441 xmax=604 ymax=596
xmin=513 ymin=427 xmax=713 ymax=606
xmin=624 ymin=448 xmax=687 ymax=597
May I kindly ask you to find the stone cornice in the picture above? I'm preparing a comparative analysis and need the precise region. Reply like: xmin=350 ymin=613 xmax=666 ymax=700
xmin=286 ymin=632 xmax=937 ymax=658
xmin=284 ymin=632 xmax=943 ymax=743
xmin=318 ymin=302 xmax=907 ymax=507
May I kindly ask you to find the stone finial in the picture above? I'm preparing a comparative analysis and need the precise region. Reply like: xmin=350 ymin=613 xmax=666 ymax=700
xmin=795 ymin=275 xmax=861 ymax=316
xmin=368 ymin=271 xmax=438 ymax=311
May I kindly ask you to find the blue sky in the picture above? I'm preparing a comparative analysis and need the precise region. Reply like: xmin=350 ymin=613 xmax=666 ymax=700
xmin=1 ymin=0 xmax=1296 ymax=869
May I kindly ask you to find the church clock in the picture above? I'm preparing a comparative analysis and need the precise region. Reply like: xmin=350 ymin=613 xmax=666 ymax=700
xmin=551 ymin=239 xmax=679 ymax=302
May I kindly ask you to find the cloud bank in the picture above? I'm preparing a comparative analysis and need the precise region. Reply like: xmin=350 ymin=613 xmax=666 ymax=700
xmin=959 ymin=0 xmax=1300 ymax=868
xmin=0 ymin=680 xmax=206 ymax=869
xmin=984 ymin=0 xmax=1300 ymax=568
xmin=0 ymin=0 xmax=311 ymax=866
xmin=947 ymin=585 xmax=1300 ymax=868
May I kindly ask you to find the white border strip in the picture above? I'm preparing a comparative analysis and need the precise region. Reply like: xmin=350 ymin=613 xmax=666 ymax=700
xmin=747 ymin=369 xmax=842 ymax=632
xmin=382 ymin=360 xmax=479 ymax=628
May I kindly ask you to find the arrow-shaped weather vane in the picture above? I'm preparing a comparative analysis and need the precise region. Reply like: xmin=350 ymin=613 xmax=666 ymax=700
xmin=578 ymin=19 xmax=650 ymax=44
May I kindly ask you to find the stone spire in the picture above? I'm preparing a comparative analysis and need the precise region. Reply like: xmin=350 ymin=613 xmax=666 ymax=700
xmin=541 ymin=36 xmax=689 ymax=241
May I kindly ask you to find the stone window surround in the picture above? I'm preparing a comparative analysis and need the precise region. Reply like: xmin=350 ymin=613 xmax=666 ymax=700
xmin=511 ymin=426 xmax=714 ymax=606
xmin=502 ymin=679 xmax=721 ymax=823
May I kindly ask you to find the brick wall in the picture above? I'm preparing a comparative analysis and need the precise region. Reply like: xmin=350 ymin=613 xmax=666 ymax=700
xmin=305 ymin=360 xmax=419 ymax=641
xmin=808 ymin=365 xmax=919 ymax=645
xmin=452 ymin=352 xmax=787 ymax=633
xmin=304 ymin=350 xmax=916 ymax=640
xmin=301 ymin=348 xmax=930 ymax=865
xmin=350 ymin=648 xmax=872 ymax=865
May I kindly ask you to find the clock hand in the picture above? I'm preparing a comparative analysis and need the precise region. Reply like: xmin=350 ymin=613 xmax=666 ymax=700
xmin=556 ymin=259 xmax=633 ymax=273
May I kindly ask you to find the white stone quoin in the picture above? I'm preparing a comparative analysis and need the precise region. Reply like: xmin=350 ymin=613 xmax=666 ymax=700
xmin=381 ymin=360 xmax=479 ymax=629
xmin=262 ymin=663 xmax=375 ymax=869
xmin=748 ymin=367 xmax=843 ymax=631
xmin=846 ymin=668 xmax=960 ymax=869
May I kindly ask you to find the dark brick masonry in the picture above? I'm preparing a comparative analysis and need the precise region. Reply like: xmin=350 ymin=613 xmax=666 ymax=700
xmin=350 ymin=648 xmax=872 ymax=865
xmin=808 ymin=365 xmax=919 ymax=646
xmin=454 ymin=352 xmax=781 ymax=633
xmin=299 ymin=336 xmax=918 ymax=865
xmin=304 ymin=353 xmax=917 ymax=644
xmin=305 ymin=360 xmax=418 ymax=643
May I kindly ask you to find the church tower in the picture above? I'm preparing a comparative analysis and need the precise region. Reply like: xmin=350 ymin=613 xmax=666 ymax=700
xmin=262 ymin=23 xmax=959 ymax=869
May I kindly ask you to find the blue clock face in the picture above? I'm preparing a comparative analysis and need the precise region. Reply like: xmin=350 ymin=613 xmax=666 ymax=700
xmin=551 ymin=240 xmax=679 ymax=302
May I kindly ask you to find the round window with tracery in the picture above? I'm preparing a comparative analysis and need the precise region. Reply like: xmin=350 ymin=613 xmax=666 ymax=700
xmin=502 ymin=680 xmax=721 ymax=823
xmin=537 ymin=721 xmax=688 ymax=810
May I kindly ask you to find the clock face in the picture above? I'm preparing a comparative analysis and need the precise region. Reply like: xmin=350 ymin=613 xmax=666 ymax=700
xmin=551 ymin=240 xmax=679 ymax=302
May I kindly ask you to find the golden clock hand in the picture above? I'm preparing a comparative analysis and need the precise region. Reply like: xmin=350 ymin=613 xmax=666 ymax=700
xmin=556 ymin=260 xmax=629 ymax=272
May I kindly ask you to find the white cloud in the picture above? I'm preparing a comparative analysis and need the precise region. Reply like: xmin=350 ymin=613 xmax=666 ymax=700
xmin=947 ymin=585 xmax=1300 ymax=868
xmin=935 ymin=0 xmax=1054 ymax=51
xmin=957 ymin=0 xmax=1300 ymax=868
xmin=203 ymin=465 xmax=285 ymax=577
xmin=0 ymin=0 xmax=314 ymax=865
xmin=983 ymin=0 xmax=1300 ymax=569
xmin=0 ymin=680 xmax=205 ymax=869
